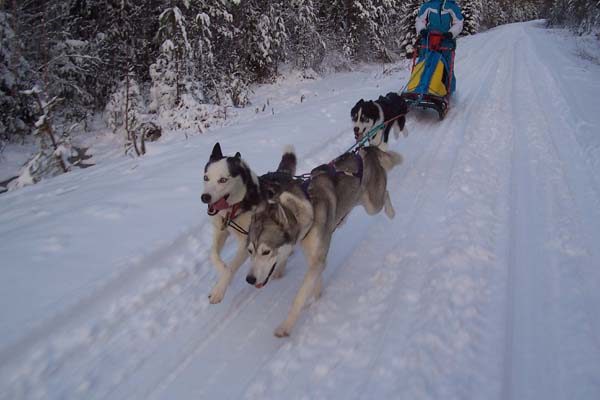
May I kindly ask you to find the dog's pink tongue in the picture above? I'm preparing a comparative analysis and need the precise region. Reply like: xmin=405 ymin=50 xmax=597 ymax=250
xmin=255 ymin=283 xmax=264 ymax=289
xmin=209 ymin=197 xmax=230 ymax=213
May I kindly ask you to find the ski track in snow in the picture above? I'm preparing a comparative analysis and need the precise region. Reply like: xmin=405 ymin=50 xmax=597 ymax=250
xmin=1 ymin=21 xmax=600 ymax=400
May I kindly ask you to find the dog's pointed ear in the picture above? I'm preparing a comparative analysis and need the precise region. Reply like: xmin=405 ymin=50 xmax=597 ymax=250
xmin=254 ymin=200 xmax=267 ymax=214
xmin=279 ymin=192 xmax=313 ymax=232
xmin=210 ymin=143 xmax=223 ymax=161
xmin=276 ymin=203 xmax=289 ymax=228
xmin=358 ymin=99 xmax=364 ymax=104
xmin=234 ymin=152 xmax=241 ymax=159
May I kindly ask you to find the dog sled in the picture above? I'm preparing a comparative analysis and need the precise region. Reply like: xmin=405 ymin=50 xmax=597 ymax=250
xmin=401 ymin=31 xmax=456 ymax=120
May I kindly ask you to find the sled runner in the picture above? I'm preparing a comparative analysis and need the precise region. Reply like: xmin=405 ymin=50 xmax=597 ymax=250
xmin=401 ymin=31 xmax=456 ymax=120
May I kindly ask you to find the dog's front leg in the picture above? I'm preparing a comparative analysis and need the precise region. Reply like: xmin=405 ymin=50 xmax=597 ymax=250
xmin=274 ymin=231 xmax=327 ymax=337
xmin=210 ymin=226 xmax=229 ymax=275
xmin=209 ymin=237 xmax=249 ymax=304
xmin=274 ymin=263 xmax=322 ymax=337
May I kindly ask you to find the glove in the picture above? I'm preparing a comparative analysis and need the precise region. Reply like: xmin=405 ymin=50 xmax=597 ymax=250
xmin=419 ymin=29 xmax=428 ymax=38
xmin=444 ymin=32 xmax=453 ymax=39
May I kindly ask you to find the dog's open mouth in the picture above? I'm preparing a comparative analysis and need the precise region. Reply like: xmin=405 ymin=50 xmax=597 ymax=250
xmin=354 ymin=129 xmax=366 ymax=141
xmin=207 ymin=194 xmax=230 ymax=215
xmin=255 ymin=262 xmax=277 ymax=289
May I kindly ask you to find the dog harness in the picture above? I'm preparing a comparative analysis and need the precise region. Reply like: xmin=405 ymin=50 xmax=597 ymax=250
xmin=222 ymin=203 xmax=249 ymax=235
xmin=207 ymin=200 xmax=249 ymax=235
xmin=300 ymin=152 xmax=364 ymax=199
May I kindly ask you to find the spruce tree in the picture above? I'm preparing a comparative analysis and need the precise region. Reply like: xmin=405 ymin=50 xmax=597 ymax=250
xmin=460 ymin=0 xmax=483 ymax=35
xmin=399 ymin=0 xmax=425 ymax=58
xmin=0 ymin=10 xmax=34 ymax=142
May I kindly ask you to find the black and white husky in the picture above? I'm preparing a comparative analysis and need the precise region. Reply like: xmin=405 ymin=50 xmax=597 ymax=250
xmin=246 ymin=146 xmax=402 ymax=337
xmin=351 ymin=92 xmax=409 ymax=151
xmin=201 ymin=143 xmax=296 ymax=303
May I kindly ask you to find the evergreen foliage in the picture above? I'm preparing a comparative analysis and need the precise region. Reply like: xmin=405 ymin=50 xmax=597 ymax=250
xmin=547 ymin=0 xmax=600 ymax=33
xmin=0 ymin=10 xmax=35 ymax=142
xmin=2 ymin=0 xmax=566 ymax=156
xmin=399 ymin=0 xmax=425 ymax=57
xmin=480 ymin=1 xmax=541 ymax=28
xmin=460 ymin=0 xmax=483 ymax=35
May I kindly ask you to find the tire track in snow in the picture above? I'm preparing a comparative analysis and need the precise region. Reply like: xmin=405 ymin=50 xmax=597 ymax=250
xmin=0 ymin=222 xmax=216 ymax=400
xmin=352 ymin=35 xmax=518 ymax=400
xmin=503 ymin=25 xmax=600 ymax=400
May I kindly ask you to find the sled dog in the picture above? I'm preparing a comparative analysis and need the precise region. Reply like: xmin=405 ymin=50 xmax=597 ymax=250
xmin=351 ymin=92 xmax=409 ymax=151
xmin=201 ymin=143 xmax=296 ymax=303
xmin=246 ymin=146 xmax=402 ymax=337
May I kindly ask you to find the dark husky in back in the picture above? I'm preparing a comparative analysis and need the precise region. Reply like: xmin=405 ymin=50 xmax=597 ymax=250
xmin=351 ymin=92 xmax=409 ymax=150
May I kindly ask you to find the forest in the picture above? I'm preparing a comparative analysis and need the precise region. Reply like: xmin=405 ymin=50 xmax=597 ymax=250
xmin=0 ymin=0 xmax=597 ymax=188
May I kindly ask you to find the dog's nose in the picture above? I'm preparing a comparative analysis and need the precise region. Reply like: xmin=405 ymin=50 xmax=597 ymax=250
xmin=353 ymin=127 xmax=360 ymax=134
xmin=201 ymin=193 xmax=211 ymax=204
xmin=246 ymin=275 xmax=256 ymax=285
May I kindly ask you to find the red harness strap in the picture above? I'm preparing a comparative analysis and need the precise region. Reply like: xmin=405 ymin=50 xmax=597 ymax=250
xmin=224 ymin=202 xmax=248 ymax=235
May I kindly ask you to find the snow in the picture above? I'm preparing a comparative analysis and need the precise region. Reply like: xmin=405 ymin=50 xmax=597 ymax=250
xmin=1 ymin=21 xmax=600 ymax=400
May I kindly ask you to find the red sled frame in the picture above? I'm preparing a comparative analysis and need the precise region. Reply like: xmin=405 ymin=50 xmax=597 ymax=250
xmin=401 ymin=31 xmax=456 ymax=120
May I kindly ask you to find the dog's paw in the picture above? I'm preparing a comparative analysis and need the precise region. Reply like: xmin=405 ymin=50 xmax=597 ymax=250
xmin=274 ymin=325 xmax=290 ymax=338
xmin=384 ymin=204 xmax=396 ymax=219
xmin=208 ymin=286 xmax=225 ymax=304
xmin=273 ymin=267 xmax=285 ymax=279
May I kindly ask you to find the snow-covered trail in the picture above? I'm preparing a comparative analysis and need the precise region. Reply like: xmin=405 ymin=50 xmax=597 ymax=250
xmin=1 ymin=21 xmax=600 ymax=400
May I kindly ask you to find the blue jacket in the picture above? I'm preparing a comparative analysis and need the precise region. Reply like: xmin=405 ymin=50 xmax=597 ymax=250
xmin=415 ymin=0 xmax=464 ymax=39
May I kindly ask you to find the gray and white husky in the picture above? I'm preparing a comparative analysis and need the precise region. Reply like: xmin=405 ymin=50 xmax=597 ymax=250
xmin=246 ymin=146 xmax=402 ymax=337
xmin=201 ymin=143 xmax=296 ymax=304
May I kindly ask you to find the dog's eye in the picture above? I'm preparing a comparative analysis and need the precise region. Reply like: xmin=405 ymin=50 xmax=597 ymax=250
xmin=218 ymin=177 xmax=228 ymax=184
xmin=203 ymin=175 xmax=209 ymax=182
xmin=262 ymin=249 xmax=271 ymax=256
xmin=248 ymin=248 xmax=253 ymax=255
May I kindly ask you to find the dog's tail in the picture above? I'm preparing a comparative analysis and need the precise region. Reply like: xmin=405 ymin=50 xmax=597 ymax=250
xmin=377 ymin=149 xmax=403 ymax=171
xmin=277 ymin=145 xmax=297 ymax=176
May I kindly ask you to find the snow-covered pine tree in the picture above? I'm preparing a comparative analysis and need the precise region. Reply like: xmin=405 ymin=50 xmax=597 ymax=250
xmin=481 ymin=0 xmax=541 ymax=28
xmin=313 ymin=0 xmax=355 ymax=60
xmin=398 ymin=0 xmax=425 ymax=58
xmin=357 ymin=0 xmax=403 ymax=61
xmin=149 ymin=39 xmax=179 ymax=114
xmin=236 ymin=1 xmax=287 ymax=82
xmin=286 ymin=0 xmax=325 ymax=70
xmin=156 ymin=3 xmax=194 ymax=106
xmin=193 ymin=0 xmax=245 ymax=106
xmin=0 ymin=9 xmax=34 ymax=143
xmin=460 ymin=0 xmax=483 ymax=35
xmin=480 ymin=0 xmax=505 ymax=27
xmin=8 ymin=86 xmax=75 ymax=190
xmin=105 ymin=69 xmax=143 ymax=155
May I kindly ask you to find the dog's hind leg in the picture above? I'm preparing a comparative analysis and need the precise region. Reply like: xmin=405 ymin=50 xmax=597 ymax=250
xmin=392 ymin=121 xmax=401 ymax=140
xmin=384 ymin=190 xmax=396 ymax=219
xmin=361 ymin=192 xmax=384 ymax=215
xmin=400 ymin=116 xmax=408 ymax=138
xmin=209 ymin=237 xmax=249 ymax=304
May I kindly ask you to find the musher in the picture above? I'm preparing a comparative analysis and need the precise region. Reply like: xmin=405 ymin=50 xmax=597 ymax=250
xmin=415 ymin=0 xmax=464 ymax=93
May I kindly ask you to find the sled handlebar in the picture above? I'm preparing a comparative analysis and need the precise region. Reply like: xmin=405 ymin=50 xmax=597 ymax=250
xmin=417 ymin=30 xmax=456 ymax=52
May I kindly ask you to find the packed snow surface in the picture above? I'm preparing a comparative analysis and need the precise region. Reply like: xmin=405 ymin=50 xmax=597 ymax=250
xmin=1 ymin=21 xmax=600 ymax=400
